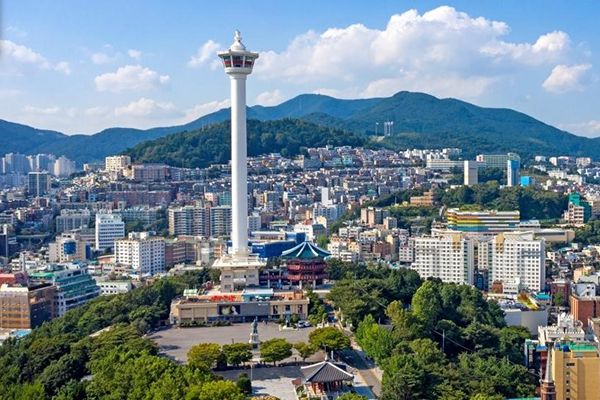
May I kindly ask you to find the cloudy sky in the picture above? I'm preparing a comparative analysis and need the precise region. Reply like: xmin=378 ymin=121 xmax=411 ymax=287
xmin=1 ymin=1 xmax=598 ymax=136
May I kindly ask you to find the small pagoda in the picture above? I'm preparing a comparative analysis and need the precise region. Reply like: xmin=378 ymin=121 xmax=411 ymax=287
xmin=299 ymin=360 xmax=354 ymax=396
xmin=281 ymin=241 xmax=330 ymax=288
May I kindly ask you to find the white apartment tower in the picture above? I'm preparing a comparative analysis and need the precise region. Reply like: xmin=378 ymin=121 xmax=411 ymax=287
xmin=115 ymin=232 xmax=165 ymax=276
xmin=212 ymin=31 xmax=263 ymax=292
xmin=95 ymin=213 xmax=125 ymax=251
xmin=410 ymin=231 xmax=475 ymax=285
xmin=464 ymin=160 xmax=478 ymax=186
xmin=105 ymin=155 xmax=131 ymax=172
xmin=489 ymin=231 xmax=545 ymax=291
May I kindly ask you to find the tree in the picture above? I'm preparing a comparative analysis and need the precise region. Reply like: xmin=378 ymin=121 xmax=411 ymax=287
xmin=222 ymin=343 xmax=252 ymax=367
xmin=316 ymin=234 xmax=329 ymax=249
xmin=356 ymin=315 xmax=397 ymax=363
xmin=411 ymin=280 xmax=442 ymax=331
xmin=498 ymin=326 xmax=531 ymax=364
xmin=260 ymin=338 xmax=293 ymax=365
xmin=381 ymin=354 xmax=433 ymax=400
xmin=236 ymin=373 xmax=252 ymax=395
xmin=309 ymin=327 xmax=350 ymax=352
xmin=187 ymin=343 xmax=223 ymax=371
xmin=294 ymin=342 xmax=317 ymax=361
xmin=185 ymin=381 xmax=245 ymax=400
xmin=553 ymin=291 xmax=565 ymax=306
xmin=328 ymin=278 xmax=388 ymax=326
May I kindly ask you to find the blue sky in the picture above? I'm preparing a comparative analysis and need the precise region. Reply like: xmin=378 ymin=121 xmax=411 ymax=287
xmin=1 ymin=0 xmax=598 ymax=136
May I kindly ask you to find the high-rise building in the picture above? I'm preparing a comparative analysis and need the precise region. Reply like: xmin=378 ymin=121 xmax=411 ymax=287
xmin=410 ymin=231 xmax=475 ymax=285
xmin=53 ymin=156 xmax=77 ymax=177
xmin=168 ymin=205 xmax=211 ymax=236
xmin=489 ymin=231 xmax=545 ymax=291
xmin=210 ymin=205 xmax=232 ymax=237
xmin=115 ymin=232 xmax=165 ymax=276
xmin=4 ymin=153 xmax=30 ymax=174
xmin=447 ymin=209 xmax=520 ymax=233
xmin=104 ymin=155 xmax=131 ymax=172
xmin=48 ymin=232 xmax=90 ymax=263
xmin=464 ymin=160 xmax=478 ymax=186
xmin=213 ymin=31 xmax=263 ymax=292
xmin=95 ymin=213 xmax=125 ymax=251
xmin=56 ymin=209 xmax=91 ymax=233
xmin=546 ymin=342 xmax=600 ymax=400
xmin=360 ymin=207 xmax=390 ymax=227
xmin=0 ymin=225 xmax=18 ymax=258
xmin=507 ymin=159 xmax=520 ymax=187
xmin=27 ymin=171 xmax=50 ymax=197
xmin=476 ymin=152 xmax=520 ymax=169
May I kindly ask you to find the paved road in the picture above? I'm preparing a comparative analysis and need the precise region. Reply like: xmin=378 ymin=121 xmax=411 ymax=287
xmin=339 ymin=347 xmax=382 ymax=398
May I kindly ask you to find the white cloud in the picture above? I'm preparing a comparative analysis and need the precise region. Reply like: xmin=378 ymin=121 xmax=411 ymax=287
xmin=128 ymin=49 xmax=142 ymax=60
xmin=23 ymin=105 xmax=61 ymax=115
xmin=54 ymin=61 xmax=72 ymax=75
xmin=255 ymin=6 xmax=574 ymax=99
xmin=114 ymin=97 xmax=178 ymax=117
xmin=84 ymin=106 xmax=110 ymax=117
xmin=182 ymin=99 xmax=230 ymax=121
xmin=560 ymin=120 xmax=600 ymax=137
xmin=188 ymin=40 xmax=221 ymax=68
xmin=481 ymin=31 xmax=570 ymax=65
xmin=95 ymin=65 xmax=170 ymax=92
xmin=255 ymin=89 xmax=285 ymax=106
xmin=542 ymin=64 xmax=591 ymax=93
xmin=0 ymin=39 xmax=50 ymax=68
xmin=91 ymin=52 xmax=115 ymax=65
xmin=361 ymin=74 xmax=496 ymax=99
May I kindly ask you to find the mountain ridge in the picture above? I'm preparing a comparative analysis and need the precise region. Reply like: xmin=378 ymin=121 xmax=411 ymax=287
xmin=1 ymin=91 xmax=598 ymax=162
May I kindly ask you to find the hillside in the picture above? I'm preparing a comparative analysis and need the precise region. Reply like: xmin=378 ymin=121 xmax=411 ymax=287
xmin=125 ymin=119 xmax=365 ymax=168
xmin=2 ymin=91 xmax=600 ymax=162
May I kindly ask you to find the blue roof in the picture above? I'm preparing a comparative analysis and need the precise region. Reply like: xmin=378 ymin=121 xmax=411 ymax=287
xmin=281 ymin=241 xmax=330 ymax=260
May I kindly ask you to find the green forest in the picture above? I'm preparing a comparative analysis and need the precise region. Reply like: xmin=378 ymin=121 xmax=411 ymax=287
xmin=0 ymin=271 xmax=250 ymax=400
xmin=326 ymin=262 xmax=535 ymax=400
xmin=440 ymin=181 xmax=567 ymax=220
xmin=125 ymin=119 xmax=365 ymax=168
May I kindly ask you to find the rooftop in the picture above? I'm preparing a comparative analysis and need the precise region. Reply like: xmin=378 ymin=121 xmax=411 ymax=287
xmin=281 ymin=241 xmax=330 ymax=260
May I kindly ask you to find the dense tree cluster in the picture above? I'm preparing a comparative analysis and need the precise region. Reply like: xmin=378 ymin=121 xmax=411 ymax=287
xmin=347 ymin=279 xmax=535 ymax=399
xmin=327 ymin=262 xmax=422 ymax=326
xmin=440 ymin=181 xmax=567 ymax=220
xmin=0 ymin=271 xmax=247 ymax=399
xmin=575 ymin=220 xmax=600 ymax=245
xmin=126 ymin=119 xmax=365 ymax=168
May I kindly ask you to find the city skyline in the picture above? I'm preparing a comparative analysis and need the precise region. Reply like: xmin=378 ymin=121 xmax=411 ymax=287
xmin=1 ymin=0 xmax=599 ymax=137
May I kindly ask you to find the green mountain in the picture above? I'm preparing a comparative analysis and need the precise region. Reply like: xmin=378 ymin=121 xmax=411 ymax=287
xmin=125 ymin=119 xmax=364 ymax=168
xmin=2 ymin=91 xmax=599 ymax=163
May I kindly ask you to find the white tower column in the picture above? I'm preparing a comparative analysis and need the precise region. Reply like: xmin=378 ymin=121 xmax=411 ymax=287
xmin=230 ymin=74 xmax=248 ymax=256
xmin=214 ymin=31 xmax=263 ymax=292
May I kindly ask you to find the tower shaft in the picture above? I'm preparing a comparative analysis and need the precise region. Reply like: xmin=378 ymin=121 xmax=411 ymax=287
xmin=230 ymin=75 xmax=248 ymax=256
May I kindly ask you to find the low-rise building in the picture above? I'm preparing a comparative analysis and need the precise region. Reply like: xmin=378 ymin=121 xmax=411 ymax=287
xmin=170 ymin=288 xmax=309 ymax=324
xmin=29 ymin=264 xmax=100 ymax=316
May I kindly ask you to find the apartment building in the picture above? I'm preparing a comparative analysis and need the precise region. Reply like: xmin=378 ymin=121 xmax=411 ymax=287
xmin=115 ymin=232 xmax=165 ymax=276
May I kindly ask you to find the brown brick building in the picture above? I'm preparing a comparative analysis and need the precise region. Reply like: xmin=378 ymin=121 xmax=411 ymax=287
xmin=0 ymin=283 xmax=56 ymax=329
xmin=571 ymin=294 xmax=600 ymax=328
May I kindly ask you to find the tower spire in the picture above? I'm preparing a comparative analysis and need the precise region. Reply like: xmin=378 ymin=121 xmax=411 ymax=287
xmin=540 ymin=347 xmax=556 ymax=400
